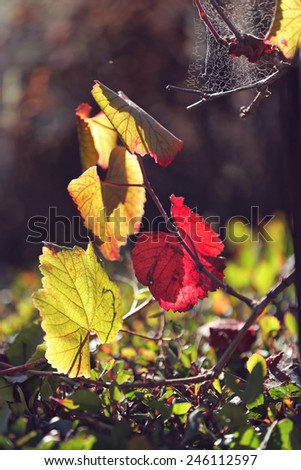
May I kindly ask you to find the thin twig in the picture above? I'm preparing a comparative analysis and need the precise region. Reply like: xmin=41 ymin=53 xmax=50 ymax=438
xmin=120 ymin=328 xmax=171 ymax=342
xmin=122 ymin=297 xmax=156 ymax=321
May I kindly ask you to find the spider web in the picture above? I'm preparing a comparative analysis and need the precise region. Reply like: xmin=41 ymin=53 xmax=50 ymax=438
xmin=186 ymin=0 xmax=277 ymax=95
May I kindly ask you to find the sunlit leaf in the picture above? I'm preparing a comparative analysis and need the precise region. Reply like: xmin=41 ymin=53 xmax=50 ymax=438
xmin=132 ymin=195 xmax=225 ymax=312
xmin=284 ymin=311 xmax=299 ymax=337
xmin=269 ymin=384 xmax=301 ymax=399
xmin=92 ymin=81 xmax=184 ymax=167
xmin=76 ymin=103 xmax=117 ymax=170
xmin=266 ymin=0 xmax=301 ymax=59
xmin=32 ymin=243 xmax=122 ymax=378
xmin=243 ymin=363 xmax=264 ymax=405
xmin=68 ymin=147 xmax=146 ymax=260
xmin=266 ymin=419 xmax=301 ymax=449
xmin=229 ymin=426 xmax=260 ymax=450
xmin=260 ymin=315 xmax=280 ymax=339
xmin=171 ymin=402 xmax=192 ymax=415
xmin=246 ymin=353 xmax=267 ymax=377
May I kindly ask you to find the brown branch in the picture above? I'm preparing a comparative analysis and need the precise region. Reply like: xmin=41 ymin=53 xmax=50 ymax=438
xmin=0 ymin=358 xmax=47 ymax=376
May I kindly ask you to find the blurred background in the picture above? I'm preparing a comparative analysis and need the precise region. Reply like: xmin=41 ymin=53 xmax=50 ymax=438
xmin=0 ymin=0 xmax=295 ymax=272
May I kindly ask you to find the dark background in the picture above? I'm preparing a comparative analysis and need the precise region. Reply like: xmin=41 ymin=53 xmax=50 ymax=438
xmin=0 ymin=0 xmax=294 ymax=269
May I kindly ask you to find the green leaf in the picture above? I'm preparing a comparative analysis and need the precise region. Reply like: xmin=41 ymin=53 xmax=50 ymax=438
xmin=0 ymin=377 xmax=14 ymax=403
xmin=229 ymin=426 xmax=260 ymax=450
xmin=148 ymin=400 xmax=171 ymax=419
xmin=284 ymin=311 xmax=299 ymax=337
xmin=224 ymin=371 xmax=244 ymax=398
xmin=243 ymin=363 xmax=264 ymax=405
xmin=91 ymin=81 xmax=184 ymax=167
xmin=32 ymin=243 xmax=122 ymax=378
xmin=266 ymin=419 xmax=301 ymax=449
xmin=6 ymin=323 xmax=44 ymax=366
xmin=171 ymin=402 xmax=192 ymax=415
xmin=109 ymin=381 xmax=124 ymax=403
xmin=269 ymin=384 xmax=301 ymax=399
xmin=59 ymin=434 xmax=96 ymax=450
xmin=217 ymin=403 xmax=247 ymax=430
xmin=260 ymin=315 xmax=280 ymax=339
xmin=0 ymin=378 xmax=14 ymax=435
xmin=246 ymin=353 xmax=267 ymax=377
xmin=212 ymin=378 xmax=222 ymax=394
xmin=69 ymin=390 xmax=101 ymax=412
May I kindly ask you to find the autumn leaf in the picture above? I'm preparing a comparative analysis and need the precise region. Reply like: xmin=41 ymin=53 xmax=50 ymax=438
xmin=266 ymin=0 xmax=301 ymax=59
xmin=91 ymin=81 xmax=184 ymax=167
xmin=32 ymin=243 xmax=122 ymax=378
xmin=198 ymin=319 xmax=258 ymax=352
xmin=76 ymin=103 xmax=117 ymax=170
xmin=132 ymin=195 xmax=225 ymax=312
xmin=68 ymin=146 xmax=146 ymax=260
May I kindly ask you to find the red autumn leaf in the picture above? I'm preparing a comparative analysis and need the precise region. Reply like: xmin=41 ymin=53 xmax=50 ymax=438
xmin=197 ymin=319 xmax=259 ymax=353
xmin=132 ymin=195 xmax=225 ymax=312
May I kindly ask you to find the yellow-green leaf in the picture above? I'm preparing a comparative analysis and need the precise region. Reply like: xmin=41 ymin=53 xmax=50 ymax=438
xmin=32 ymin=243 xmax=122 ymax=378
xmin=266 ymin=0 xmax=301 ymax=59
xmin=91 ymin=81 xmax=184 ymax=167
xmin=246 ymin=353 xmax=267 ymax=377
xmin=68 ymin=147 xmax=146 ymax=260
xmin=284 ymin=311 xmax=299 ymax=337
xmin=260 ymin=315 xmax=281 ymax=338
xmin=76 ymin=103 xmax=117 ymax=170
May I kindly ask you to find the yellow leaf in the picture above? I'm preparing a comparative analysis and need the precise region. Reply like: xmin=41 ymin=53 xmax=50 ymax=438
xmin=32 ymin=243 xmax=122 ymax=378
xmin=246 ymin=353 xmax=267 ymax=377
xmin=68 ymin=147 xmax=146 ymax=260
xmin=76 ymin=103 xmax=117 ymax=170
xmin=91 ymin=81 xmax=184 ymax=167
xmin=266 ymin=0 xmax=301 ymax=59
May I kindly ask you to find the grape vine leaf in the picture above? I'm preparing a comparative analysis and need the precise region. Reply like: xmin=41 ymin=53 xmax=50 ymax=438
xmin=32 ymin=243 xmax=122 ymax=378
xmin=68 ymin=146 xmax=146 ymax=260
xmin=76 ymin=103 xmax=117 ymax=170
xmin=266 ymin=0 xmax=301 ymax=59
xmin=132 ymin=195 xmax=225 ymax=312
xmin=91 ymin=81 xmax=184 ymax=167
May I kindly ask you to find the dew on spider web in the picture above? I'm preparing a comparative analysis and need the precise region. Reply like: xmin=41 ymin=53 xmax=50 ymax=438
xmin=186 ymin=0 xmax=277 ymax=95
